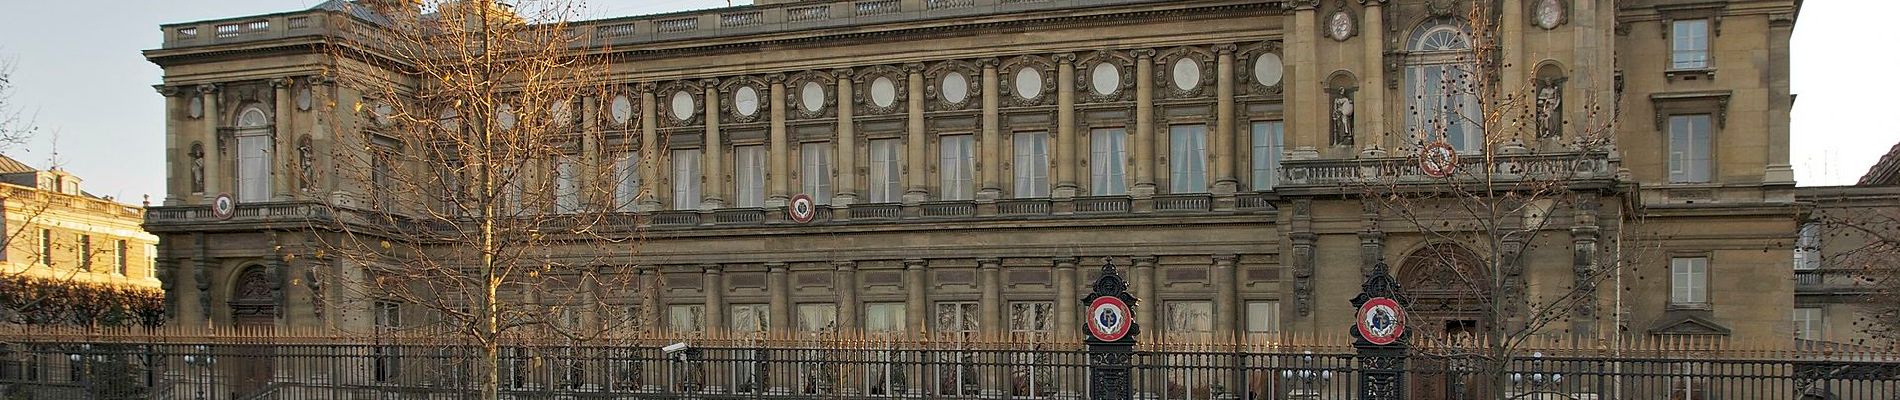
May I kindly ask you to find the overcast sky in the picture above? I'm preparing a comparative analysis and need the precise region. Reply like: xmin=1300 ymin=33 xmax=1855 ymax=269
xmin=0 ymin=1 xmax=1888 ymax=202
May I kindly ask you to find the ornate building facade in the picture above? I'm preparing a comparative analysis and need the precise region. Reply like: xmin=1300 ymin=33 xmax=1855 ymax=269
xmin=145 ymin=0 xmax=1804 ymax=344
xmin=0 ymin=154 xmax=160 ymax=291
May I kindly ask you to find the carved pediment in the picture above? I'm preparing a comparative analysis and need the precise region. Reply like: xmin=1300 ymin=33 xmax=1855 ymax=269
xmin=1646 ymin=311 xmax=1732 ymax=336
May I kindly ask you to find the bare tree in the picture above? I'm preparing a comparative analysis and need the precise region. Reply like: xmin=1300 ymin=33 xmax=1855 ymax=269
xmin=1809 ymin=194 xmax=1900 ymax=349
xmin=314 ymin=1 xmax=651 ymax=398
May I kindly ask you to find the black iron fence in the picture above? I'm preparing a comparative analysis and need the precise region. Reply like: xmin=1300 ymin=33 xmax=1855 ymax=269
xmin=1 ymin=332 xmax=1897 ymax=399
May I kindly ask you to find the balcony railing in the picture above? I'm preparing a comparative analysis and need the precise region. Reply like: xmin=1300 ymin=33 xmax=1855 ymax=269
xmin=146 ymin=201 xmax=330 ymax=226
xmin=1278 ymin=150 xmax=1616 ymax=190
xmin=1795 ymin=269 xmax=1875 ymax=294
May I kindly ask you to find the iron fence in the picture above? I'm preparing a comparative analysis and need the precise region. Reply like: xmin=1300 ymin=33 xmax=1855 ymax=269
xmin=1 ymin=334 xmax=1896 ymax=399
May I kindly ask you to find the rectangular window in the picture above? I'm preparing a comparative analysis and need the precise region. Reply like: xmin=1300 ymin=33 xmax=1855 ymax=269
xmin=1245 ymin=301 xmax=1280 ymax=334
xmin=371 ymin=150 xmax=394 ymax=209
xmin=1090 ymin=128 xmax=1127 ymax=196
xmin=373 ymin=300 xmax=402 ymax=382
xmin=734 ymin=145 xmax=766 ymax=208
xmin=797 ymin=303 xmax=839 ymax=333
xmin=1671 ymin=256 xmax=1709 ymax=306
xmin=236 ymin=134 xmax=272 ymax=202
xmin=1795 ymin=223 xmax=1822 ymax=270
xmin=865 ymin=302 xmax=907 ymax=332
xmin=1793 ymin=307 xmax=1823 ymax=341
xmin=1250 ymin=121 xmax=1285 ymax=191
xmin=801 ymin=142 xmax=832 ymax=204
xmin=1008 ymin=301 xmax=1054 ymax=333
xmin=1166 ymin=300 xmax=1213 ymax=334
xmin=1012 ymin=132 xmax=1050 ymax=198
xmin=671 ymin=149 xmax=702 ymax=210
xmin=940 ymin=135 xmax=976 ymax=200
xmin=78 ymin=235 xmax=92 ymax=272
xmin=1169 ymin=124 xmax=1209 ymax=193
xmin=869 ymin=139 xmax=903 ymax=203
xmin=554 ymin=155 xmax=581 ymax=213
xmin=1672 ymin=19 xmax=1710 ymax=70
xmin=614 ymin=151 xmax=641 ymax=212
xmin=38 ymin=229 xmax=51 ymax=267
xmin=935 ymin=301 xmax=980 ymax=333
xmin=730 ymin=303 xmax=770 ymax=333
xmin=115 ymin=240 xmax=129 ymax=276
xmin=1668 ymin=115 xmax=1712 ymax=183
xmin=668 ymin=304 xmax=705 ymax=333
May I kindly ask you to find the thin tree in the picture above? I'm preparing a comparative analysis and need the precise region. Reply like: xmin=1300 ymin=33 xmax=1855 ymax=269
xmin=315 ymin=1 xmax=652 ymax=399
xmin=1809 ymin=193 xmax=1900 ymax=349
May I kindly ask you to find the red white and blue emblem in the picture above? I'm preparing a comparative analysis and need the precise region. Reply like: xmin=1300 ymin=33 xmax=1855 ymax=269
xmin=1356 ymin=297 xmax=1406 ymax=345
xmin=788 ymin=194 xmax=817 ymax=223
xmin=1088 ymin=296 xmax=1132 ymax=342
xmin=211 ymin=193 xmax=236 ymax=221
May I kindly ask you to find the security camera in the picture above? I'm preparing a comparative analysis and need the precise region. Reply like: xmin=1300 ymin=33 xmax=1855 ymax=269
xmin=662 ymin=342 xmax=690 ymax=355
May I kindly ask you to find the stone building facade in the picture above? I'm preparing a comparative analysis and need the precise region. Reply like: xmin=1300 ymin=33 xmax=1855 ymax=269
xmin=145 ymin=0 xmax=1804 ymax=344
xmin=0 ymin=155 xmax=161 ymax=291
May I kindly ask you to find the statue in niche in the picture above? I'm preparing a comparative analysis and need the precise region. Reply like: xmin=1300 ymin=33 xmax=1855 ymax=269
xmin=1535 ymin=78 xmax=1565 ymax=138
xmin=1330 ymin=87 xmax=1357 ymax=146
xmin=189 ymin=142 xmax=206 ymax=194
xmin=297 ymin=136 xmax=316 ymax=192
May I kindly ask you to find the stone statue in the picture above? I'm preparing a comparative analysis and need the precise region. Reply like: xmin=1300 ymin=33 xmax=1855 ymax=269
xmin=297 ymin=136 xmax=315 ymax=192
xmin=1536 ymin=81 xmax=1563 ymax=138
xmin=189 ymin=142 xmax=206 ymax=193
xmin=1331 ymin=90 xmax=1355 ymax=146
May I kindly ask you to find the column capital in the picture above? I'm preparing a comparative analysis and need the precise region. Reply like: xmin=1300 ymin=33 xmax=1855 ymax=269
xmin=766 ymin=262 xmax=789 ymax=272
xmin=832 ymin=67 xmax=858 ymax=82
xmin=1131 ymin=49 xmax=1156 ymax=59
xmin=1357 ymin=0 xmax=1387 ymax=5
xmin=1213 ymin=254 xmax=1238 ymax=264
xmin=1213 ymin=44 xmax=1238 ymax=55
xmin=1053 ymin=257 xmax=1079 ymax=268
xmin=304 ymin=76 xmax=334 ymax=87
xmin=1131 ymin=255 xmax=1158 ymax=267
xmin=270 ymin=78 xmax=291 ymax=88
xmin=832 ymin=260 xmax=858 ymax=271
xmin=765 ymin=73 xmax=787 ymax=84
xmin=154 ymin=85 xmax=182 ymax=97
xmin=197 ymin=83 xmax=221 ymax=95
xmin=1052 ymin=53 xmax=1077 ymax=64
xmin=903 ymin=62 xmax=928 ymax=74
xmin=700 ymin=263 xmax=723 ymax=274
xmin=978 ymin=57 xmax=1000 ymax=68
xmin=635 ymin=82 xmax=657 ymax=93
xmin=977 ymin=258 xmax=1002 ymax=269
xmin=698 ymin=78 xmax=721 ymax=89
xmin=904 ymin=258 xmax=928 ymax=269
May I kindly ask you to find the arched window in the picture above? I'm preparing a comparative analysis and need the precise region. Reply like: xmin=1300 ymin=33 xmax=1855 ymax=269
xmin=234 ymin=106 xmax=273 ymax=202
xmin=1404 ymin=21 xmax=1482 ymax=151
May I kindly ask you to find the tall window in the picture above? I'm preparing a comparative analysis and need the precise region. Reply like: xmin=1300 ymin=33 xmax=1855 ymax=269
xmin=370 ymin=149 xmax=394 ymax=210
xmin=1793 ymin=307 xmax=1823 ymax=341
xmin=801 ymin=142 xmax=832 ymax=204
xmin=115 ymin=240 xmax=129 ymax=276
xmin=671 ymin=149 xmax=702 ymax=210
xmin=936 ymin=301 xmax=979 ymax=334
xmin=1250 ymin=121 xmax=1284 ymax=191
xmin=614 ymin=151 xmax=641 ymax=212
xmin=235 ymin=107 xmax=272 ymax=202
xmin=668 ymin=304 xmax=705 ymax=333
xmin=734 ymin=145 xmax=766 ymax=208
xmin=797 ymin=303 xmax=839 ymax=333
xmin=1795 ymin=222 xmax=1822 ymax=270
xmin=1009 ymin=301 xmax=1054 ymax=333
xmin=1165 ymin=301 xmax=1213 ymax=335
xmin=869 ymin=139 xmax=903 ymax=203
xmin=1245 ymin=301 xmax=1280 ymax=335
xmin=499 ymin=166 xmax=522 ymax=215
xmin=1671 ymin=19 xmax=1711 ymax=70
xmin=1671 ymin=256 xmax=1709 ymax=306
xmin=1169 ymin=125 xmax=1208 ymax=193
xmin=1668 ymin=114 xmax=1712 ymax=183
xmin=940 ymin=135 xmax=975 ymax=200
xmin=373 ymin=300 xmax=403 ymax=382
xmin=38 ymin=229 xmax=50 ymax=267
xmin=1404 ymin=22 xmax=1482 ymax=151
xmin=1013 ymin=132 xmax=1050 ymax=198
xmin=865 ymin=302 xmax=906 ymax=332
xmin=554 ymin=155 xmax=581 ymax=213
xmin=1090 ymin=128 xmax=1127 ymax=196
xmin=730 ymin=303 xmax=769 ymax=333
xmin=77 ymin=235 xmax=92 ymax=272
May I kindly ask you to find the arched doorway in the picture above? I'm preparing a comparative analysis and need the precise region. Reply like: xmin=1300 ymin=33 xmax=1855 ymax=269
xmin=227 ymin=266 xmax=276 ymax=397
xmin=1398 ymin=242 xmax=1492 ymax=399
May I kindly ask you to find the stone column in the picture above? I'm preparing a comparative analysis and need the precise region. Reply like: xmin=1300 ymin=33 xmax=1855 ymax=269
xmin=1362 ymin=1 xmax=1388 ymax=148
xmin=639 ymin=87 xmax=662 ymax=212
xmin=1212 ymin=254 xmax=1238 ymax=337
xmin=157 ymin=86 xmax=184 ymax=205
xmin=1131 ymin=256 xmax=1157 ymax=336
xmin=1213 ymin=46 xmax=1239 ymax=195
xmin=978 ymin=59 xmax=1002 ymax=200
xmin=640 ymin=267 xmax=663 ymax=332
xmin=1288 ymin=3 xmax=1319 ymax=152
xmin=904 ymin=64 xmax=930 ymax=203
xmin=835 ymin=261 xmax=860 ymax=332
xmin=1765 ymin=13 xmax=1796 ymax=183
xmin=1570 ymin=193 xmax=1603 ymax=338
xmin=1132 ymin=51 xmax=1157 ymax=197
xmin=272 ymin=78 xmax=295 ymax=200
xmin=904 ymin=258 xmax=929 ymax=334
xmin=701 ymin=80 xmax=726 ymax=210
xmin=581 ymin=95 xmax=601 ymax=209
xmin=768 ymin=262 xmax=791 ymax=333
xmin=768 ymin=76 xmax=792 ymax=207
xmin=978 ymin=258 xmax=1003 ymax=335
xmin=834 ymin=72 xmax=859 ymax=206
xmin=702 ymin=264 xmax=726 ymax=334
xmin=1054 ymin=54 xmax=1079 ymax=199
xmin=199 ymin=84 xmax=222 ymax=202
xmin=1053 ymin=258 xmax=1079 ymax=338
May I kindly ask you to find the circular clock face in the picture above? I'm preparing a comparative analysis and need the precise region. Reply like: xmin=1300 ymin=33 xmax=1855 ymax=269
xmin=1328 ymin=12 xmax=1353 ymax=41
xmin=1535 ymin=0 xmax=1564 ymax=29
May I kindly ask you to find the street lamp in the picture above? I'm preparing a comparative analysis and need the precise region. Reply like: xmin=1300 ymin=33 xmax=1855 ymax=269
xmin=68 ymin=344 xmax=92 ymax=400
xmin=1508 ymin=351 xmax=1566 ymax=399
xmin=1280 ymin=351 xmax=1332 ymax=399
xmin=181 ymin=345 xmax=215 ymax=400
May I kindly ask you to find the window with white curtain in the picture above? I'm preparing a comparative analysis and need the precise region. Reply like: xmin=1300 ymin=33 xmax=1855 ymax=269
xmin=1250 ymin=121 xmax=1284 ymax=191
xmin=1671 ymin=256 xmax=1709 ymax=306
xmin=865 ymin=303 xmax=906 ymax=332
xmin=1668 ymin=114 xmax=1712 ymax=183
xmin=797 ymin=303 xmax=838 ymax=332
xmin=1404 ymin=22 xmax=1482 ymax=151
xmin=730 ymin=304 xmax=770 ymax=333
xmin=671 ymin=149 xmax=702 ymax=210
xmin=801 ymin=142 xmax=832 ymax=204
xmin=669 ymin=304 xmax=705 ymax=333
xmin=1090 ymin=128 xmax=1127 ymax=196
xmin=869 ymin=139 xmax=903 ymax=203
xmin=1013 ymin=132 xmax=1050 ymax=198
xmin=1169 ymin=124 xmax=1208 ymax=193
xmin=554 ymin=155 xmax=581 ymax=213
xmin=235 ymin=107 xmax=272 ymax=202
xmin=940 ymin=135 xmax=975 ymax=200
xmin=1245 ymin=301 xmax=1280 ymax=334
xmin=1672 ymin=19 xmax=1710 ymax=70
xmin=734 ymin=145 xmax=766 ymax=207
xmin=1793 ymin=307 xmax=1823 ymax=340
xmin=614 ymin=151 xmax=640 ymax=212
